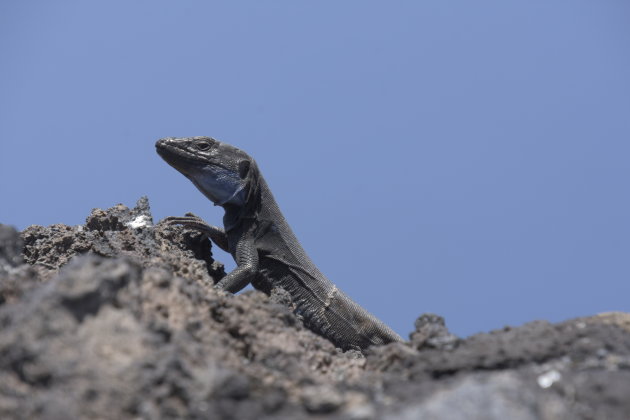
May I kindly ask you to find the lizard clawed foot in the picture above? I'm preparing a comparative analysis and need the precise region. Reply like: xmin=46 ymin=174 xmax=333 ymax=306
xmin=162 ymin=213 xmax=211 ymax=231
xmin=161 ymin=213 xmax=230 ymax=252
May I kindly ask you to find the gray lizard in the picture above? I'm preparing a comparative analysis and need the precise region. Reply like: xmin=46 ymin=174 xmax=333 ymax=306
xmin=156 ymin=136 xmax=403 ymax=350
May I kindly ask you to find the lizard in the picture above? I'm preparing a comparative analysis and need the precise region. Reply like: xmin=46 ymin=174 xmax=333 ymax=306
xmin=156 ymin=136 xmax=404 ymax=350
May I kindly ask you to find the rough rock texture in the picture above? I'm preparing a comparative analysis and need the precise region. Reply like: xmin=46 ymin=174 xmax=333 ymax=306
xmin=1 ymin=197 xmax=629 ymax=419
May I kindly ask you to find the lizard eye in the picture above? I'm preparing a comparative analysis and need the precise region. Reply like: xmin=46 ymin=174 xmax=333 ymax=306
xmin=196 ymin=141 xmax=211 ymax=151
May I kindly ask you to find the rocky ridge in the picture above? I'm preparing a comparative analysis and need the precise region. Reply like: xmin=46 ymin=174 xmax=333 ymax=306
xmin=1 ymin=198 xmax=629 ymax=419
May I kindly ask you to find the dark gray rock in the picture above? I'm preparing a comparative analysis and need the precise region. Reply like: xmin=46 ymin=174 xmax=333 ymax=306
xmin=0 ymin=224 xmax=23 ymax=268
xmin=410 ymin=313 xmax=460 ymax=351
xmin=387 ymin=371 xmax=572 ymax=420
xmin=1 ymin=197 xmax=629 ymax=419
xmin=0 ymin=224 xmax=39 ymax=305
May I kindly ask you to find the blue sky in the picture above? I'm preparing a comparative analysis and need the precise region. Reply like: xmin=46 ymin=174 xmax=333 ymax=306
xmin=1 ymin=1 xmax=629 ymax=338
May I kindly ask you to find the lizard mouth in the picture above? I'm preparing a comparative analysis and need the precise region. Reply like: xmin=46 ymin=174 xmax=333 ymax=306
xmin=156 ymin=139 xmax=207 ymax=175
xmin=156 ymin=139 xmax=233 ymax=174
xmin=156 ymin=138 xmax=246 ymax=206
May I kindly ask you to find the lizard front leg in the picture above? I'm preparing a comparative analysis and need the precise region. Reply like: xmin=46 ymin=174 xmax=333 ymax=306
xmin=214 ymin=237 xmax=259 ymax=293
xmin=163 ymin=213 xmax=257 ymax=293
xmin=163 ymin=213 xmax=229 ymax=252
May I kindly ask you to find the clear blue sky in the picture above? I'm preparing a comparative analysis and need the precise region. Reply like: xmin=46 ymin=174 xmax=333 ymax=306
xmin=1 ymin=1 xmax=629 ymax=338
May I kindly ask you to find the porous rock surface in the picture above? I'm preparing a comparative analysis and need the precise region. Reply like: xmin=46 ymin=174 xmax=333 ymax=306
xmin=1 ymin=198 xmax=629 ymax=419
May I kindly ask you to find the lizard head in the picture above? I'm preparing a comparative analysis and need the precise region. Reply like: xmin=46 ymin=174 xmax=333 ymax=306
xmin=156 ymin=136 xmax=254 ymax=207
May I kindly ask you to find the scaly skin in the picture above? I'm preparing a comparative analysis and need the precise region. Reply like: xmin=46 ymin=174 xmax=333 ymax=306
xmin=156 ymin=136 xmax=403 ymax=350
